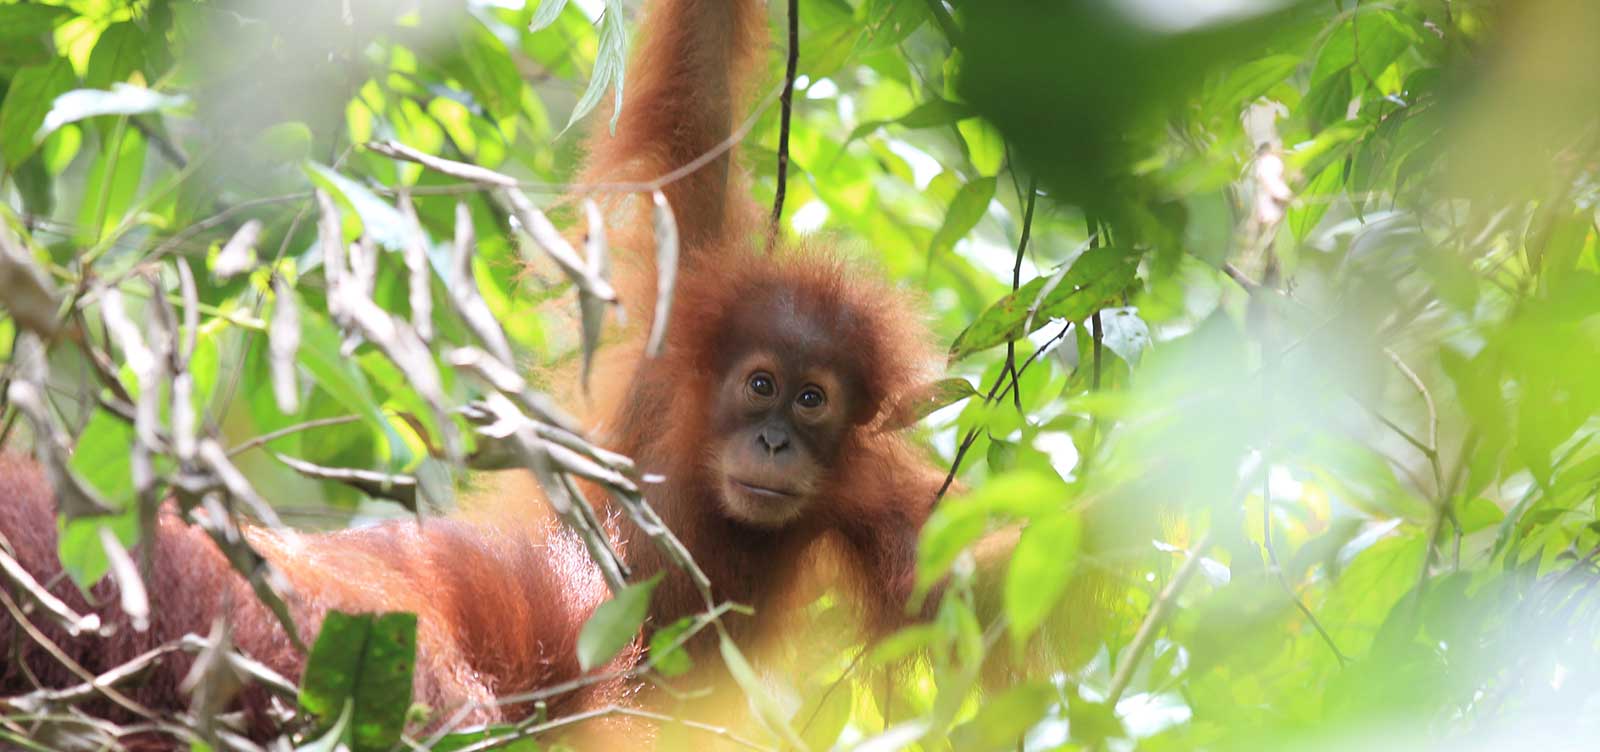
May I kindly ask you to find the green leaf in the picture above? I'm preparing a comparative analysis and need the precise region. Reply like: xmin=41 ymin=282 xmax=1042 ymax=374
xmin=986 ymin=438 xmax=1017 ymax=473
xmin=69 ymin=409 xmax=138 ymax=513
xmin=916 ymin=470 xmax=1069 ymax=597
xmin=1285 ymin=120 xmax=1365 ymax=181
xmin=858 ymin=0 xmax=929 ymax=52
xmin=948 ymin=246 xmax=1140 ymax=361
xmin=13 ymin=153 xmax=53 ymax=216
xmin=76 ymin=125 xmax=146 ymax=244
xmin=797 ymin=679 xmax=853 ymax=751
xmin=57 ymin=507 xmax=138 ymax=594
xmin=577 ymin=573 xmax=660 ymax=671
xmin=1301 ymin=71 xmax=1353 ymax=133
xmin=1210 ymin=53 xmax=1302 ymax=109
xmin=957 ymin=117 xmax=1005 ymax=176
xmin=0 ymin=4 xmax=69 ymax=39
xmin=1312 ymin=9 xmax=1416 ymax=88
xmin=1004 ymin=511 xmax=1080 ymax=646
xmin=893 ymin=377 xmax=979 ymax=427
xmin=0 ymin=60 xmax=76 ymax=166
xmin=928 ymin=176 xmax=995 ymax=266
xmin=1458 ymin=497 xmax=1504 ymax=534
xmin=459 ymin=19 xmax=524 ymax=120
xmin=719 ymin=634 xmax=807 ymax=748
xmin=299 ymin=611 xmax=417 ymax=752
xmin=86 ymin=22 xmax=146 ymax=90
xmin=948 ymin=683 xmax=1057 ymax=752
xmin=846 ymin=97 xmax=973 ymax=144
xmin=36 ymin=85 xmax=188 ymax=143
xmin=305 ymin=161 xmax=409 ymax=251
xmin=867 ymin=623 xmax=941 ymax=665
xmin=646 ymin=615 xmax=694 ymax=677
xmin=1288 ymin=163 xmax=1343 ymax=241
xmin=0 ymin=5 xmax=68 ymax=69
xmin=296 ymin=303 xmax=386 ymax=431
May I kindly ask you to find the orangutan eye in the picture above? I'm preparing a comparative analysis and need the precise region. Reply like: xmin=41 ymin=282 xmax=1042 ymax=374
xmin=748 ymin=373 xmax=776 ymax=397
xmin=796 ymin=387 xmax=826 ymax=409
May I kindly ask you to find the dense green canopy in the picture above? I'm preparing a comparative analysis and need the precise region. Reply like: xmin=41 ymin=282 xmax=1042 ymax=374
xmin=1 ymin=0 xmax=1597 ymax=749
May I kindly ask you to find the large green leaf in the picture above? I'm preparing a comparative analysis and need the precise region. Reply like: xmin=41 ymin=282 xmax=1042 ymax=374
xmin=1004 ymin=510 xmax=1081 ymax=646
xmin=0 ymin=5 xmax=68 ymax=70
xmin=846 ymin=97 xmax=973 ymax=144
xmin=927 ymin=176 xmax=995 ymax=268
xmin=299 ymin=611 xmax=417 ymax=752
xmin=948 ymin=683 xmax=1057 ymax=752
xmin=85 ymin=22 xmax=146 ymax=90
xmin=576 ymin=573 xmax=660 ymax=671
xmin=916 ymin=470 xmax=1070 ymax=597
xmin=0 ymin=59 xmax=76 ymax=166
xmin=76 ymin=125 xmax=146 ymax=244
xmin=948 ymin=246 xmax=1140 ymax=361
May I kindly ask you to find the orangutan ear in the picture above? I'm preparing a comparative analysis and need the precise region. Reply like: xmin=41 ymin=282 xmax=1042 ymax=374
xmin=877 ymin=378 xmax=979 ymax=432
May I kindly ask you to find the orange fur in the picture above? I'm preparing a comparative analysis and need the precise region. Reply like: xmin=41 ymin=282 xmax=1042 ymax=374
xmin=0 ymin=0 xmax=951 ymax=747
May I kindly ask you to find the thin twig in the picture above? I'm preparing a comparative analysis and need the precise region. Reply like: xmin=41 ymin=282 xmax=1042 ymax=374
xmin=369 ymin=80 xmax=785 ymax=198
xmin=422 ymin=602 xmax=742 ymax=746
xmin=768 ymin=0 xmax=800 ymax=242
xmin=934 ymin=322 xmax=1072 ymax=501
xmin=1003 ymin=175 xmax=1039 ymax=413
xmin=448 ymin=703 xmax=775 ymax=752
xmin=224 ymin=415 xmax=365 ymax=458
xmin=1106 ymin=532 xmax=1214 ymax=707
xmin=0 ymin=583 xmax=169 ymax=729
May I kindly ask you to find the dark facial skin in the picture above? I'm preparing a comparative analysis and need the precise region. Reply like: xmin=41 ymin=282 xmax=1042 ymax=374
xmin=710 ymin=350 xmax=855 ymax=527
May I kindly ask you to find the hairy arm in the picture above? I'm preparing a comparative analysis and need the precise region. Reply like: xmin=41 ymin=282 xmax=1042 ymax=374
xmin=578 ymin=0 xmax=768 ymax=249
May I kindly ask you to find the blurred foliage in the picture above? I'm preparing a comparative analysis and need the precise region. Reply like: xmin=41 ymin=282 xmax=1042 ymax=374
xmin=3 ymin=0 xmax=1600 ymax=749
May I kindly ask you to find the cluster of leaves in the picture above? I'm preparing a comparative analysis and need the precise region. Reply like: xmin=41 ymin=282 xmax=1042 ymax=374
xmin=2 ymin=0 xmax=1600 ymax=750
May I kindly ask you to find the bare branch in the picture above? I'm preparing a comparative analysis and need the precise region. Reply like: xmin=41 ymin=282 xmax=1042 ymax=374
xmin=268 ymin=274 xmax=301 ymax=415
xmin=0 ymin=537 xmax=103 ymax=636
xmin=270 ymin=452 xmax=418 ymax=509
xmin=399 ymin=192 xmax=435 ymax=342
xmin=0 ymin=224 xmax=61 ymax=337
xmin=447 ymin=201 xmax=517 ymax=366
xmin=501 ymin=188 xmax=618 ymax=304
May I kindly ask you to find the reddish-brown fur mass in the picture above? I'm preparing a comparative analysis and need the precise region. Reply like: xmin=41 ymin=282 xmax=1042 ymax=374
xmin=0 ymin=0 xmax=949 ymax=746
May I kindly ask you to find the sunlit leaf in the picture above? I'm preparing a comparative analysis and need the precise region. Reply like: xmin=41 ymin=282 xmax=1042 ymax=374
xmin=917 ymin=470 xmax=1069 ymax=597
xmin=846 ymin=97 xmax=972 ymax=144
xmin=957 ymin=117 xmax=1005 ymax=176
xmin=949 ymin=683 xmax=1057 ymax=752
xmin=948 ymin=246 xmax=1140 ymax=361
xmin=928 ymin=175 xmax=995 ymax=267
xmin=1004 ymin=511 xmax=1080 ymax=646
xmin=719 ymin=634 xmax=807 ymax=749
